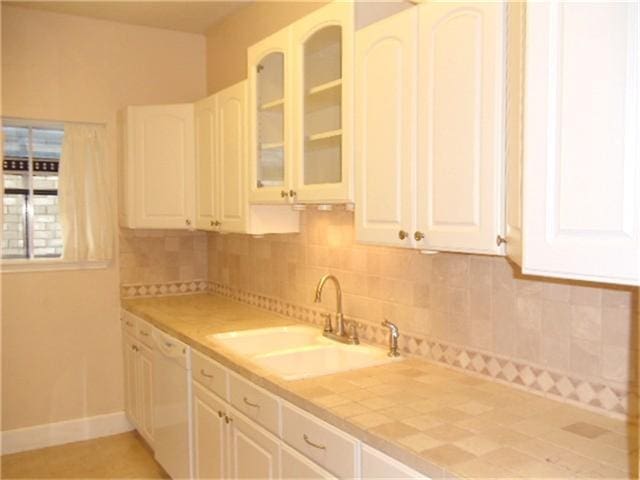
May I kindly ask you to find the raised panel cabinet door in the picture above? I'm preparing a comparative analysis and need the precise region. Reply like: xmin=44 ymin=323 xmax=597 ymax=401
xmin=227 ymin=408 xmax=279 ymax=480
xmin=523 ymin=2 xmax=640 ymax=285
xmin=217 ymin=81 xmax=248 ymax=233
xmin=355 ymin=8 xmax=418 ymax=248
xmin=138 ymin=344 xmax=154 ymax=446
xmin=247 ymin=27 xmax=293 ymax=204
xmin=130 ymin=104 xmax=195 ymax=229
xmin=122 ymin=334 xmax=140 ymax=429
xmin=192 ymin=383 xmax=227 ymax=480
xmin=416 ymin=2 xmax=506 ymax=255
xmin=292 ymin=1 xmax=354 ymax=203
xmin=195 ymin=95 xmax=218 ymax=231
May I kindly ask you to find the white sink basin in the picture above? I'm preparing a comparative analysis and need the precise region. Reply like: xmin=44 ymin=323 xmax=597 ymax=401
xmin=253 ymin=344 xmax=402 ymax=381
xmin=207 ymin=325 xmax=331 ymax=356
xmin=207 ymin=325 xmax=402 ymax=380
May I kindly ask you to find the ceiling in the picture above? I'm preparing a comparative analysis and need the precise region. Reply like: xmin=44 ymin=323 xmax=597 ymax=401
xmin=3 ymin=1 xmax=252 ymax=34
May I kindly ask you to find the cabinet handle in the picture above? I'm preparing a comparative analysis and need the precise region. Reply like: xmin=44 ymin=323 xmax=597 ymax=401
xmin=224 ymin=415 xmax=232 ymax=424
xmin=131 ymin=345 xmax=138 ymax=352
xmin=257 ymin=180 xmax=264 ymax=188
xmin=139 ymin=330 xmax=149 ymax=337
xmin=200 ymin=369 xmax=214 ymax=379
xmin=303 ymin=434 xmax=326 ymax=450
xmin=214 ymin=221 xmax=221 ymax=227
xmin=185 ymin=219 xmax=191 ymax=226
xmin=496 ymin=235 xmax=507 ymax=246
xmin=398 ymin=230 xmax=409 ymax=240
xmin=243 ymin=396 xmax=260 ymax=408
xmin=210 ymin=220 xmax=215 ymax=227
xmin=288 ymin=190 xmax=296 ymax=198
xmin=164 ymin=341 xmax=174 ymax=348
xmin=280 ymin=190 xmax=288 ymax=198
xmin=414 ymin=231 xmax=425 ymax=241
xmin=218 ymin=410 xmax=224 ymax=418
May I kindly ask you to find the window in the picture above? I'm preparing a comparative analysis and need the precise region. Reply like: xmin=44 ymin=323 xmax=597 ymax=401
xmin=3 ymin=124 xmax=64 ymax=259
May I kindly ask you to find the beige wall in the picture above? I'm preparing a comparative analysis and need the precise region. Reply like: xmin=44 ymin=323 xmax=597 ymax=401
xmin=208 ymin=210 xmax=638 ymax=406
xmin=1 ymin=5 xmax=206 ymax=430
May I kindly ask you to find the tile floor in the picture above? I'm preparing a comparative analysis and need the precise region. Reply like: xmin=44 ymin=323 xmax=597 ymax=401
xmin=1 ymin=431 xmax=168 ymax=479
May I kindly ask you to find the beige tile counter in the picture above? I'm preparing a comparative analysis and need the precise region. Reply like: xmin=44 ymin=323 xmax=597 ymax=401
xmin=123 ymin=294 xmax=638 ymax=479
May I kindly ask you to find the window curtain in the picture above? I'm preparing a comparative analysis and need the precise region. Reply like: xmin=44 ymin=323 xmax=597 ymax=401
xmin=58 ymin=124 xmax=114 ymax=262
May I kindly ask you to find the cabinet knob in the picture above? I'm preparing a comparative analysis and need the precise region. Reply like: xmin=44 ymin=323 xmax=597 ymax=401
xmin=398 ymin=230 xmax=409 ymax=240
xmin=414 ymin=231 xmax=425 ymax=241
xmin=218 ymin=410 xmax=224 ymax=418
xmin=289 ymin=190 xmax=296 ymax=198
xmin=210 ymin=220 xmax=214 ymax=227
xmin=213 ymin=220 xmax=221 ymax=227
xmin=256 ymin=180 xmax=264 ymax=188
xmin=280 ymin=190 xmax=288 ymax=198
xmin=185 ymin=219 xmax=191 ymax=226
xmin=224 ymin=415 xmax=232 ymax=424
xmin=496 ymin=235 xmax=507 ymax=246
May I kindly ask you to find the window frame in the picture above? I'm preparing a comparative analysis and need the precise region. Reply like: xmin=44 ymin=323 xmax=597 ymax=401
xmin=1 ymin=117 xmax=110 ymax=272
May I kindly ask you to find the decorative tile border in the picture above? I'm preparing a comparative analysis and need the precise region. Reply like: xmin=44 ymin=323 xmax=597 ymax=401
xmin=121 ymin=280 xmax=208 ymax=299
xmin=207 ymin=282 xmax=635 ymax=420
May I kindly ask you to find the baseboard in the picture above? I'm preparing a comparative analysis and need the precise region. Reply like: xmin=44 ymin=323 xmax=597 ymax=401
xmin=1 ymin=411 xmax=134 ymax=455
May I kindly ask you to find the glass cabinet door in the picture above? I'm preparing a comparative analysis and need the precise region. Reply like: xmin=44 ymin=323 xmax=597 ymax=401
xmin=302 ymin=25 xmax=343 ymax=186
xmin=256 ymin=52 xmax=286 ymax=190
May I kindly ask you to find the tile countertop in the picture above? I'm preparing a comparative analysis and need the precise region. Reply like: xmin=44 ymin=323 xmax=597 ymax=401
xmin=123 ymin=294 xmax=638 ymax=479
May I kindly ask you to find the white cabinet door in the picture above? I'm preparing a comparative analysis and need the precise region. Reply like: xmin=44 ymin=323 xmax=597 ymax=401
xmin=216 ymin=81 xmax=248 ymax=233
xmin=193 ymin=383 xmax=227 ymax=480
xmin=248 ymin=28 xmax=293 ymax=204
xmin=228 ymin=408 xmax=280 ymax=480
xmin=415 ymin=2 xmax=505 ymax=254
xmin=522 ymin=2 xmax=640 ymax=285
xmin=292 ymin=1 xmax=354 ymax=203
xmin=280 ymin=444 xmax=335 ymax=480
xmin=138 ymin=343 xmax=154 ymax=446
xmin=128 ymin=104 xmax=195 ymax=229
xmin=195 ymin=95 xmax=218 ymax=231
xmin=361 ymin=445 xmax=425 ymax=479
xmin=122 ymin=334 xmax=140 ymax=429
xmin=355 ymin=8 xmax=418 ymax=248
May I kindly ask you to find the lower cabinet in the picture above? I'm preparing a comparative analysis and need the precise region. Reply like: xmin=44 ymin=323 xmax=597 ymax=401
xmin=193 ymin=383 xmax=226 ymax=479
xmin=228 ymin=408 xmax=280 ymax=479
xmin=122 ymin=331 xmax=154 ymax=447
xmin=280 ymin=444 xmax=334 ymax=480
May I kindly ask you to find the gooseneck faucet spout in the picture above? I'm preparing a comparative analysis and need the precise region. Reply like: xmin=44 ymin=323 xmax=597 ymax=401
xmin=314 ymin=274 xmax=357 ymax=344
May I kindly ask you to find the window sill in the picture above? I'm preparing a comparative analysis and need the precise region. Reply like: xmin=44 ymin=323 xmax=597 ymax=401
xmin=1 ymin=259 xmax=110 ymax=273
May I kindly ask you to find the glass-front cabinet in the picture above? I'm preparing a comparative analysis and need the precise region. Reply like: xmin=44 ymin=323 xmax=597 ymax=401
xmin=248 ymin=1 xmax=353 ymax=205
xmin=248 ymin=28 xmax=292 ymax=203
xmin=293 ymin=1 xmax=353 ymax=203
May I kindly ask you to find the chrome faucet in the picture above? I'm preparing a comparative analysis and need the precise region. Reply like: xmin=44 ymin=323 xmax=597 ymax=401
xmin=381 ymin=319 xmax=400 ymax=357
xmin=314 ymin=274 xmax=359 ymax=345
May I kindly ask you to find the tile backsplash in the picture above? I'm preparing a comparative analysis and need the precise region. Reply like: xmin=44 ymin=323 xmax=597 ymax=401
xmin=205 ymin=208 xmax=638 ymax=416
xmin=120 ymin=208 xmax=638 ymax=418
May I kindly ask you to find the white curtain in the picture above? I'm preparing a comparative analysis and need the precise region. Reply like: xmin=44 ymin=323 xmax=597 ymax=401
xmin=58 ymin=124 xmax=114 ymax=262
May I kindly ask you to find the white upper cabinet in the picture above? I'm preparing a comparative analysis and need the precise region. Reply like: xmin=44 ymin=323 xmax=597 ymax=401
xmin=519 ymin=2 xmax=640 ymax=285
xmin=292 ymin=1 xmax=354 ymax=203
xmin=196 ymin=81 xmax=299 ymax=235
xmin=195 ymin=95 xmax=217 ymax=231
xmin=248 ymin=28 xmax=293 ymax=204
xmin=415 ymin=3 xmax=506 ymax=255
xmin=355 ymin=8 xmax=418 ymax=248
xmin=248 ymin=1 xmax=354 ymax=205
xmin=217 ymin=82 xmax=248 ymax=233
xmin=121 ymin=104 xmax=195 ymax=229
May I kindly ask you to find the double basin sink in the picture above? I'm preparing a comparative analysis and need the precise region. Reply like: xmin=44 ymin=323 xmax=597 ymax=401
xmin=207 ymin=325 xmax=402 ymax=381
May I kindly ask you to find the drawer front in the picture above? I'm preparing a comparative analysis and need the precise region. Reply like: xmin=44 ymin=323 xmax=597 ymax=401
xmin=281 ymin=403 xmax=357 ymax=479
xmin=281 ymin=444 xmax=336 ymax=480
xmin=121 ymin=310 xmax=137 ymax=336
xmin=361 ymin=444 xmax=425 ymax=479
xmin=136 ymin=318 xmax=153 ymax=348
xmin=229 ymin=373 xmax=279 ymax=435
xmin=192 ymin=350 xmax=228 ymax=400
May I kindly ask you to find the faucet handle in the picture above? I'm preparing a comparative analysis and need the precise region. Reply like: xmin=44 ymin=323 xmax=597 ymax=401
xmin=346 ymin=318 xmax=360 ymax=345
xmin=381 ymin=319 xmax=400 ymax=357
xmin=320 ymin=313 xmax=333 ymax=333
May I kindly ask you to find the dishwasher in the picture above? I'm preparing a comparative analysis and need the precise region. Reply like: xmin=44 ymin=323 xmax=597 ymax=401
xmin=152 ymin=328 xmax=193 ymax=479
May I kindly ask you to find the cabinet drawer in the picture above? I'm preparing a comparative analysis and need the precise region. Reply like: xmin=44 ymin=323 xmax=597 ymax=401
xmin=121 ymin=310 xmax=137 ymax=336
xmin=136 ymin=318 xmax=153 ymax=348
xmin=361 ymin=444 xmax=424 ymax=479
xmin=281 ymin=402 xmax=357 ymax=479
xmin=192 ymin=350 xmax=228 ymax=400
xmin=228 ymin=373 xmax=279 ymax=435
xmin=281 ymin=443 xmax=336 ymax=480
